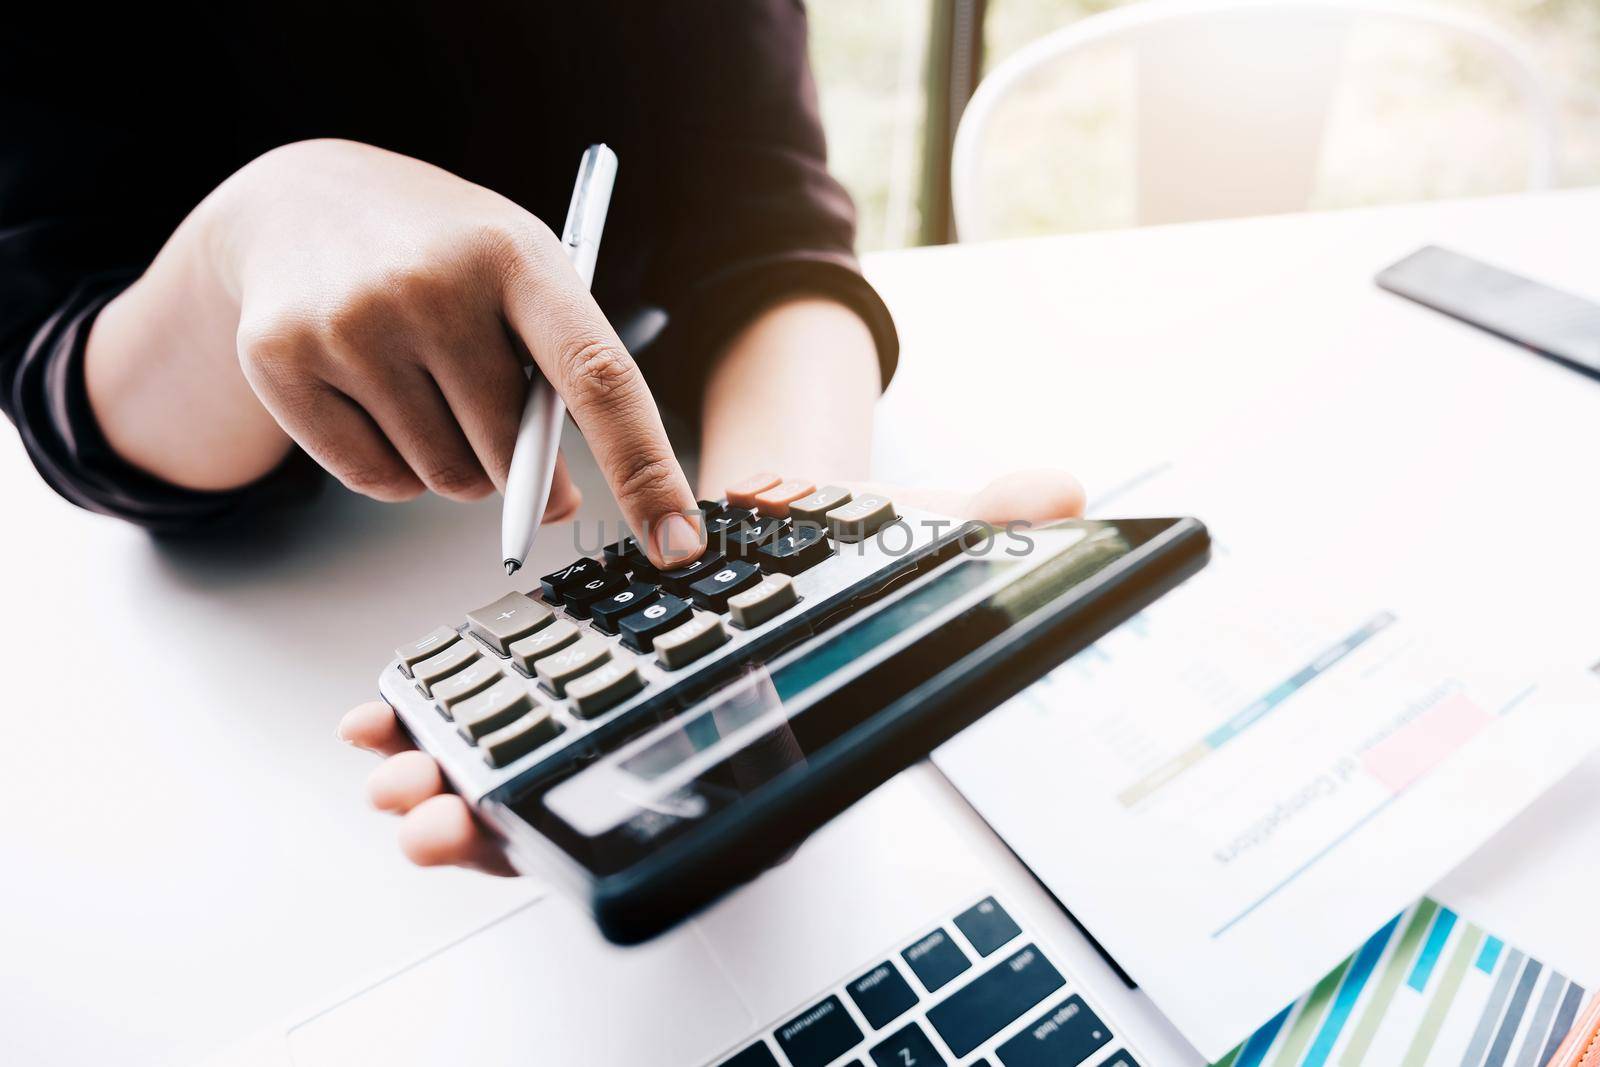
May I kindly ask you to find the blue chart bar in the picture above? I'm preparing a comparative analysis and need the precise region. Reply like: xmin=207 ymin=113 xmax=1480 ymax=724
xmin=1235 ymin=1004 xmax=1293 ymax=1067
xmin=1485 ymin=958 xmax=1542 ymax=1067
xmin=1301 ymin=913 xmax=1401 ymax=1067
xmin=1407 ymin=907 xmax=1459 ymax=992
xmin=1202 ymin=613 xmax=1396 ymax=749
xmin=1476 ymin=937 xmax=1506 ymax=975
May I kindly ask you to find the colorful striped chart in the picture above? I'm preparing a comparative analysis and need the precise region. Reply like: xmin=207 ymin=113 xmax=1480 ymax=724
xmin=1214 ymin=899 xmax=1594 ymax=1067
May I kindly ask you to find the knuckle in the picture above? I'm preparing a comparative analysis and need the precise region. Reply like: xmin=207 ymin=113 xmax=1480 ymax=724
xmin=561 ymin=339 xmax=641 ymax=412
xmin=338 ymin=459 xmax=416 ymax=501
xmin=613 ymin=451 xmax=679 ymax=508
xmin=421 ymin=459 xmax=491 ymax=500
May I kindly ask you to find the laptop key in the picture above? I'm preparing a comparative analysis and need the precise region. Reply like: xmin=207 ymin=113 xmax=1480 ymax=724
xmin=925 ymin=944 xmax=1065 ymax=1058
xmin=847 ymin=960 xmax=919 ymax=1031
xmin=588 ymin=581 xmax=662 ymax=635
xmin=396 ymin=625 xmax=460 ymax=676
xmin=654 ymin=612 xmax=730 ymax=669
xmin=508 ymin=619 xmax=579 ymax=672
xmin=478 ymin=704 xmax=563 ymax=768
xmin=454 ymin=677 xmax=535 ymax=742
xmin=411 ymin=640 xmax=479 ymax=697
xmin=955 ymin=897 xmax=1022 ymax=957
xmin=617 ymin=594 xmax=693 ymax=652
xmin=566 ymin=659 xmax=644 ymax=719
xmin=716 ymin=1042 xmax=780 ymax=1067
xmin=902 ymin=928 xmax=970 ymax=993
xmin=995 ymin=996 xmax=1111 ymax=1067
xmin=689 ymin=559 xmax=762 ymax=612
xmin=534 ymin=635 xmax=612 ymax=697
xmin=465 ymin=592 xmax=553 ymax=654
xmin=870 ymin=1022 xmax=947 ymax=1067
xmin=539 ymin=557 xmax=607 ymax=603
xmin=773 ymin=994 xmax=863 ymax=1067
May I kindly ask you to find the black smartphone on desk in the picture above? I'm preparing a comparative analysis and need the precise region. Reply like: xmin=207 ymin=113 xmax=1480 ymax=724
xmin=1377 ymin=245 xmax=1600 ymax=381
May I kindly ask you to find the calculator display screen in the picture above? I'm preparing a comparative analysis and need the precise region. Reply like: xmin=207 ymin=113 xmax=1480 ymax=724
xmin=508 ymin=518 xmax=1181 ymax=876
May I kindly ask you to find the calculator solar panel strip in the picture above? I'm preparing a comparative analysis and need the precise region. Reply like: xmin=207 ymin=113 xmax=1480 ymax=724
xmin=379 ymin=493 xmax=953 ymax=807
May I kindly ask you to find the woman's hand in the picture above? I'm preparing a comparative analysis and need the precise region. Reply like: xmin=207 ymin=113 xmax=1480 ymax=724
xmin=87 ymin=139 xmax=703 ymax=567
xmin=339 ymin=470 xmax=1085 ymax=877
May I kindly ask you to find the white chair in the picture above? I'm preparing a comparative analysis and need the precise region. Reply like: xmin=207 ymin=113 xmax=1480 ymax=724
xmin=951 ymin=0 xmax=1559 ymax=240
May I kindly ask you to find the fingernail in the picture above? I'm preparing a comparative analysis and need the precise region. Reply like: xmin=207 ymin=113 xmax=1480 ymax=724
xmin=653 ymin=512 xmax=704 ymax=566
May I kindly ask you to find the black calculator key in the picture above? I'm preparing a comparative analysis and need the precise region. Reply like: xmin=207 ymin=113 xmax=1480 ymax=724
xmin=600 ymin=536 xmax=643 ymax=572
xmin=723 ymin=514 xmax=786 ymax=559
xmin=588 ymin=581 xmax=662 ymax=634
xmin=656 ymin=551 xmax=728 ymax=596
xmin=690 ymin=559 xmax=762 ymax=611
xmin=617 ymin=593 xmax=693 ymax=652
xmin=697 ymin=499 xmax=727 ymax=520
xmin=847 ymin=961 xmax=919 ymax=1030
xmin=955 ymin=897 xmax=1022 ymax=957
xmin=774 ymin=995 xmax=863 ymax=1067
xmin=562 ymin=571 xmax=628 ymax=618
xmin=870 ymin=1022 xmax=946 ymax=1067
xmin=995 ymin=996 xmax=1111 ymax=1067
xmin=705 ymin=506 xmax=756 ymax=543
xmin=716 ymin=1042 xmax=780 ymax=1067
xmin=925 ymin=944 xmax=1064 ymax=1058
xmin=902 ymin=928 xmax=970 ymax=993
xmin=539 ymin=557 xmax=607 ymax=602
xmin=758 ymin=523 xmax=832 ymax=575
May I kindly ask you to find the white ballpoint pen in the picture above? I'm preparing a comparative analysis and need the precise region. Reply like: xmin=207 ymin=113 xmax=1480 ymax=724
xmin=501 ymin=144 xmax=618 ymax=576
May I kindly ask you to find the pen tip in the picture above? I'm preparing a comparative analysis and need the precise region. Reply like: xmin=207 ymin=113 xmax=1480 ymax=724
xmin=504 ymin=560 xmax=521 ymax=577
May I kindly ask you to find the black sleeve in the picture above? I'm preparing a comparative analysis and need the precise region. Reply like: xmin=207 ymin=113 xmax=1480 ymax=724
xmin=621 ymin=0 xmax=900 ymax=419
xmin=1 ymin=12 xmax=315 ymax=533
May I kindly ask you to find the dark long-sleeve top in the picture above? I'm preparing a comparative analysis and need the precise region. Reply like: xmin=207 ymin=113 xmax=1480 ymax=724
xmin=1 ymin=2 xmax=897 ymax=532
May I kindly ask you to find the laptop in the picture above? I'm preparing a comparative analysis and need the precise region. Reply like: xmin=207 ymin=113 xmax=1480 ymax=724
xmin=215 ymin=766 xmax=1201 ymax=1067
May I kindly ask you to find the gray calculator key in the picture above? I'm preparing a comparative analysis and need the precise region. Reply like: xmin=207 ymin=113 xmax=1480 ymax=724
xmin=728 ymin=574 xmax=799 ymax=629
xmin=430 ymin=658 xmax=504 ymax=719
xmin=654 ymin=612 xmax=729 ymax=669
xmin=411 ymin=639 xmax=479 ymax=696
xmin=465 ymin=592 xmax=553 ymax=654
xmin=455 ymin=677 xmax=535 ymax=742
xmin=479 ymin=705 xmax=564 ymax=767
xmin=789 ymin=485 xmax=852 ymax=527
xmin=534 ymin=635 xmax=613 ymax=696
xmin=396 ymin=625 xmax=460 ymax=676
xmin=826 ymin=494 xmax=896 ymax=543
xmin=566 ymin=659 xmax=645 ymax=719
xmin=508 ymin=619 xmax=580 ymax=672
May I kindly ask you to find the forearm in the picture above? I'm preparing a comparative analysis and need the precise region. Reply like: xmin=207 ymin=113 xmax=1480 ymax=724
xmin=85 ymin=184 xmax=290 ymax=491
xmin=697 ymin=297 xmax=882 ymax=496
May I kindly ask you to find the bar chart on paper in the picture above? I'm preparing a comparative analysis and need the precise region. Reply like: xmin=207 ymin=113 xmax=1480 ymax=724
xmin=934 ymin=544 xmax=1600 ymax=1058
xmin=1215 ymin=899 xmax=1595 ymax=1067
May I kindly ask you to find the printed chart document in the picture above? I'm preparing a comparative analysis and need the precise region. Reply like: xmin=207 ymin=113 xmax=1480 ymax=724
xmin=1218 ymin=898 xmax=1596 ymax=1067
xmin=935 ymin=455 xmax=1600 ymax=1059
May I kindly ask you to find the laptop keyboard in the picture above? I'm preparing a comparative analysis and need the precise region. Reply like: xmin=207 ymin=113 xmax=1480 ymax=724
xmin=710 ymin=897 xmax=1142 ymax=1067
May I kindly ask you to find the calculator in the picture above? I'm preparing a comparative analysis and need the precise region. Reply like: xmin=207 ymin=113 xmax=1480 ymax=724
xmin=379 ymin=474 xmax=1209 ymax=943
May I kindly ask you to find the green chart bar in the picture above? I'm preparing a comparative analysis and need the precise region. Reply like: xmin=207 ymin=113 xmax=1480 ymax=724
xmin=1340 ymin=900 xmax=1439 ymax=1065
xmin=1401 ymin=925 xmax=1484 ymax=1067
xmin=1273 ymin=957 xmax=1355 ymax=1067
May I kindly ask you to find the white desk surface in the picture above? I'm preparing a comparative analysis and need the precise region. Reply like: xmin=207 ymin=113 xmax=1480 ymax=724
xmin=3 ymin=189 xmax=1596 ymax=1066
